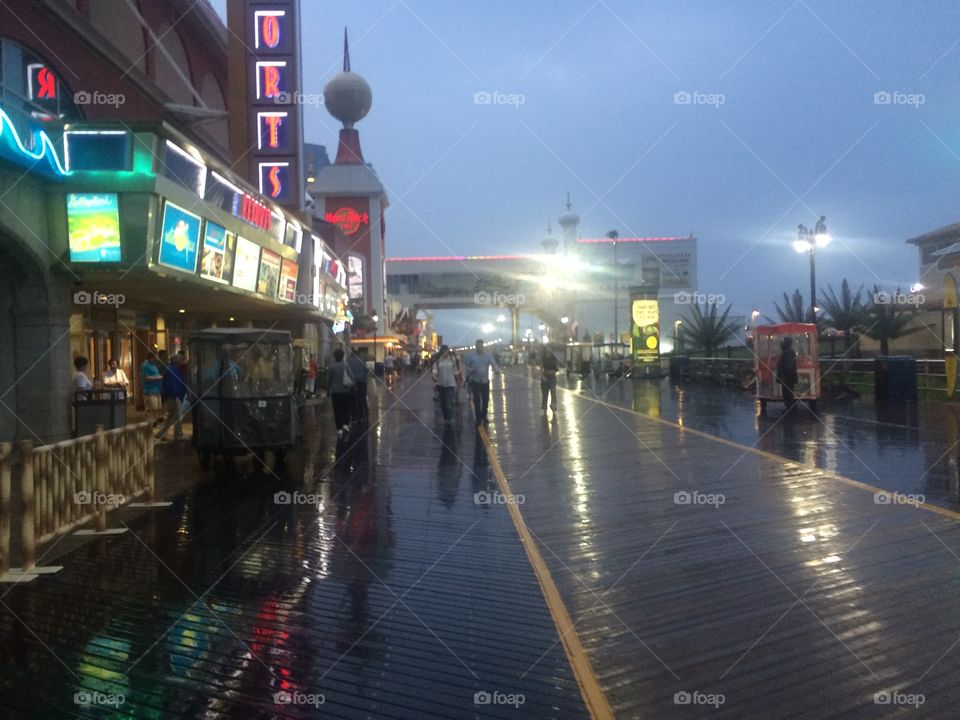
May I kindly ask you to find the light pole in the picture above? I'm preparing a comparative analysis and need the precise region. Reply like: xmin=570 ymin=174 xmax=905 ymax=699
xmin=793 ymin=216 xmax=830 ymax=323
xmin=371 ymin=314 xmax=379 ymax=365
xmin=674 ymin=319 xmax=682 ymax=353
xmin=607 ymin=230 xmax=619 ymax=347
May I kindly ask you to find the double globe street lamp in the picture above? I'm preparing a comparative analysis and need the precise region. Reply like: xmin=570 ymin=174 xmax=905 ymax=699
xmin=792 ymin=216 xmax=831 ymax=322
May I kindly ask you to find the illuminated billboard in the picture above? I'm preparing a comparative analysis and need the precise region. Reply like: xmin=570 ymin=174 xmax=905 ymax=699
xmin=233 ymin=236 xmax=260 ymax=292
xmin=257 ymin=248 xmax=281 ymax=297
xmin=631 ymin=298 xmax=660 ymax=364
xmin=200 ymin=221 xmax=234 ymax=284
xmin=67 ymin=193 xmax=121 ymax=262
xmin=157 ymin=201 xmax=201 ymax=273
xmin=278 ymin=258 xmax=298 ymax=302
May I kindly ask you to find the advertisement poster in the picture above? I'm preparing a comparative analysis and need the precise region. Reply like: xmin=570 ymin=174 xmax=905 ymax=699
xmin=631 ymin=298 xmax=660 ymax=363
xmin=158 ymin=201 xmax=201 ymax=273
xmin=67 ymin=193 xmax=122 ymax=262
xmin=257 ymin=248 xmax=281 ymax=297
xmin=200 ymin=221 xmax=233 ymax=284
xmin=233 ymin=236 xmax=260 ymax=292
xmin=278 ymin=258 xmax=298 ymax=302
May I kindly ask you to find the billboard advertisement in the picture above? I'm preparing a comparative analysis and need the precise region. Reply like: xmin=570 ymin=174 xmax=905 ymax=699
xmin=233 ymin=236 xmax=261 ymax=292
xmin=158 ymin=201 xmax=201 ymax=273
xmin=257 ymin=248 xmax=281 ymax=297
xmin=67 ymin=193 xmax=122 ymax=262
xmin=278 ymin=258 xmax=298 ymax=302
xmin=631 ymin=298 xmax=660 ymax=364
xmin=200 ymin=221 xmax=234 ymax=284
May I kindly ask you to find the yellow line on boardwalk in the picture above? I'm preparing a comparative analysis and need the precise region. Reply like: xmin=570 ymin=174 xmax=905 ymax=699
xmin=478 ymin=426 xmax=615 ymax=720
xmin=564 ymin=386 xmax=960 ymax=523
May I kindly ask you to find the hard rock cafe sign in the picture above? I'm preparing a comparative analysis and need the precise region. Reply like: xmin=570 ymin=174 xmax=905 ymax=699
xmin=325 ymin=206 xmax=369 ymax=235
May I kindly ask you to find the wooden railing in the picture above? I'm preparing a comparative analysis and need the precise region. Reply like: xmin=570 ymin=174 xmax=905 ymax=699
xmin=1 ymin=422 xmax=154 ymax=575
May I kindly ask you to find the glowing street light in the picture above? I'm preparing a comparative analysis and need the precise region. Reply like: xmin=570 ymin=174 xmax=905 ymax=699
xmin=794 ymin=216 xmax=830 ymax=322
xmin=560 ymin=316 xmax=569 ymax=324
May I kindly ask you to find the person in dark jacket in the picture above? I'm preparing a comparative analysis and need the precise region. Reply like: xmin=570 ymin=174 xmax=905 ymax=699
xmin=347 ymin=352 xmax=369 ymax=424
xmin=540 ymin=348 xmax=559 ymax=415
xmin=776 ymin=337 xmax=799 ymax=409
xmin=327 ymin=348 xmax=355 ymax=436
xmin=156 ymin=352 xmax=189 ymax=440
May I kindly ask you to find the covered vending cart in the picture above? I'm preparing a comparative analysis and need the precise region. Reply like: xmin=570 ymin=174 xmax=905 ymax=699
xmin=754 ymin=323 xmax=820 ymax=413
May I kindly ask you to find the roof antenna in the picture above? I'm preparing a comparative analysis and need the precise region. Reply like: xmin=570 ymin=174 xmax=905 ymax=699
xmin=343 ymin=27 xmax=351 ymax=72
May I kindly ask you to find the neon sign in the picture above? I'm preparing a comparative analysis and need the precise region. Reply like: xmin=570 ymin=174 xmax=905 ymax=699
xmin=256 ymin=112 xmax=287 ymax=149
xmin=255 ymin=61 xmax=287 ymax=100
xmin=254 ymin=10 xmax=286 ymax=49
xmin=27 ymin=64 xmax=57 ymax=100
xmin=258 ymin=161 xmax=290 ymax=202
xmin=0 ymin=105 xmax=68 ymax=178
xmin=325 ymin=207 xmax=369 ymax=235
xmin=241 ymin=193 xmax=272 ymax=230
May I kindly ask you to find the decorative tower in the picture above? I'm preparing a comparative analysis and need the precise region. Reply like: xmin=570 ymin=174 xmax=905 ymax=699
xmin=557 ymin=192 xmax=580 ymax=255
xmin=542 ymin=220 xmax=558 ymax=254
xmin=323 ymin=29 xmax=373 ymax=164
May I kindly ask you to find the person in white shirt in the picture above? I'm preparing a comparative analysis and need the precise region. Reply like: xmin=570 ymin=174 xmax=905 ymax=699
xmin=463 ymin=339 xmax=501 ymax=426
xmin=431 ymin=345 xmax=460 ymax=424
xmin=73 ymin=356 xmax=93 ymax=400
xmin=102 ymin=358 xmax=129 ymax=398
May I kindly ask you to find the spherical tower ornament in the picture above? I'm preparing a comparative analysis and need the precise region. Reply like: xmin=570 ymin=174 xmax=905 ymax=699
xmin=558 ymin=191 xmax=580 ymax=230
xmin=324 ymin=28 xmax=373 ymax=129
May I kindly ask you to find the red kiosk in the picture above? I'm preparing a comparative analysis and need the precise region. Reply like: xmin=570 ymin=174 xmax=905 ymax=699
xmin=754 ymin=323 xmax=820 ymax=413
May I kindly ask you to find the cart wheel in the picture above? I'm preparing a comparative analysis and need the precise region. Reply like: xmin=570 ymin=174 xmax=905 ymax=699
xmin=759 ymin=399 xmax=767 ymax=415
xmin=198 ymin=450 xmax=212 ymax=470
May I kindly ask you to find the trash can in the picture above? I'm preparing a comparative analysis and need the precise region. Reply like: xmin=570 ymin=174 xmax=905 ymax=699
xmin=874 ymin=356 xmax=918 ymax=402
xmin=73 ymin=388 xmax=128 ymax=437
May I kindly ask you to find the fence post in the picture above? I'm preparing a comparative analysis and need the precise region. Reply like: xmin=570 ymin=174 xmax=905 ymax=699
xmin=0 ymin=442 xmax=11 ymax=576
xmin=146 ymin=424 xmax=156 ymax=504
xmin=19 ymin=440 xmax=35 ymax=571
xmin=94 ymin=425 xmax=107 ymax=532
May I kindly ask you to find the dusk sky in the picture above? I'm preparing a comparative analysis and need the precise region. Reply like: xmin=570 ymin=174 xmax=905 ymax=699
xmin=215 ymin=0 xmax=960 ymax=340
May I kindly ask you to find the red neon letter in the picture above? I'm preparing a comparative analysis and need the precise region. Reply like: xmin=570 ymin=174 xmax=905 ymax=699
xmin=262 ymin=66 xmax=281 ymax=98
xmin=268 ymin=166 xmax=282 ymax=198
xmin=36 ymin=67 xmax=56 ymax=99
xmin=262 ymin=15 xmax=281 ymax=48
xmin=263 ymin=115 xmax=283 ymax=148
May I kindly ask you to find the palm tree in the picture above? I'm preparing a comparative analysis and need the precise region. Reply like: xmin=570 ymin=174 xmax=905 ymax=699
xmin=773 ymin=289 xmax=814 ymax=323
xmin=820 ymin=279 xmax=867 ymax=353
xmin=862 ymin=285 xmax=923 ymax=355
xmin=681 ymin=303 xmax=735 ymax=357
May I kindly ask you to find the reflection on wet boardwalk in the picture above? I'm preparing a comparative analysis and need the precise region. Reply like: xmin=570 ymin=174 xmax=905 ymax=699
xmin=0 ymin=375 xmax=586 ymax=719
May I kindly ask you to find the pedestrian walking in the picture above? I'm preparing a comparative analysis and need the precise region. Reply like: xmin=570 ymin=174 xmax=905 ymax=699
xmin=156 ymin=352 xmax=190 ymax=440
xmin=776 ymin=337 xmax=798 ymax=410
xmin=348 ymin=351 xmax=369 ymax=424
xmin=383 ymin=353 xmax=396 ymax=386
xmin=540 ymin=347 xmax=559 ymax=415
xmin=140 ymin=353 xmax=163 ymax=424
xmin=463 ymin=339 xmax=500 ymax=427
xmin=327 ymin=347 xmax=356 ymax=436
xmin=306 ymin=352 xmax=318 ymax=396
xmin=432 ymin=345 xmax=459 ymax=424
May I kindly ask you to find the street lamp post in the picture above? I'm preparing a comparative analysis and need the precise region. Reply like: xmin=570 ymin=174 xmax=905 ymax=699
xmin=607 ymin=230 xmax=619 ymax=347
xmin=793 ymin=216 xmax=830 ymax=323
xmin=674 ymin=319 xmax=682 ymax=353
xmin=372 ymin=314 xmax=379 ymax=365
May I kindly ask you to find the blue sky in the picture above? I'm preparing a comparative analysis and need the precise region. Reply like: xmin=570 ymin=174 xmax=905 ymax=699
xmin=213 ymin=0 xmax=960 ymax=340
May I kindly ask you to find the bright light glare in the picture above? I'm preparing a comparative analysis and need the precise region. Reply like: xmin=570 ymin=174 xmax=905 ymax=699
xmin=793 ymin=240 xmax=812 ymax=253
xmin=481 ymin=323 xmax=495 ymax=334
xmin=815 ymin=233 xmax=831 ymax=247
xmin=496 ymin=314 xmax=506 ymax=323
xmin=560 ymin=316 xmax=569 ymax=324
